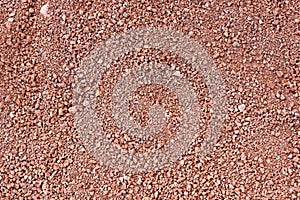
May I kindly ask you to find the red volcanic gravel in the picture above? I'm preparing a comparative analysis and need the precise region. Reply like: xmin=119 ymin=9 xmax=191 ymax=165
xmin=0 ymin=0 xmax=299 ymax=199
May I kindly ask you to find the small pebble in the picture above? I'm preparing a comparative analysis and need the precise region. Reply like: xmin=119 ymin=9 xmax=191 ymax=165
xmin=238 ymin=104 xmax=246 ymax=112
xmin=232 ymin=41 xmax=239 ymax=47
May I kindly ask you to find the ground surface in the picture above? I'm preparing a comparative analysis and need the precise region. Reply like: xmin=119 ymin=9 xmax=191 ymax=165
xmin=0 ymin=0 xmax=299 ymax=199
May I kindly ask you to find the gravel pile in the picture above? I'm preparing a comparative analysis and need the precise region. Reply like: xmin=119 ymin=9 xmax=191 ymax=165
xmin=0 ymin=0 xmax=299 ymax=199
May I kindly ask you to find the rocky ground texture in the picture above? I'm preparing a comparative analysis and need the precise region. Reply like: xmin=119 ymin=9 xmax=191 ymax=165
xmin=0 ymin=0 xmax=299 ymax=199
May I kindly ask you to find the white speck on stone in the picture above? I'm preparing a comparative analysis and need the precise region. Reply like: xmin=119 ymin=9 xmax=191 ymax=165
xmin=42 ymin=181 xmax=48 ymax=194
xmin=68 ymin=106 xmax=77 ymax=113
xmin=137 ymin=178 xmax=142 ymax=184
xmin=173 ymin=70 xmax=181 ymax=77
xmin=232 ymin=41 xmax=239 ymax=47
xmin=9 ymin=112 xmax=14 ymax=118
xmin=119 ymin=175 xmax=129 ymax=182
xmin=7 ymin=18 xmax=14 ymax=22
xmin=179 ymin=160 xmax=185 ymax=165
xmin=293 ymin=112 xmax=299 ymax=118
xmin=83 ymin=100 xmax=89 ymax=107
xmin=97 ymin=59 xmax=103 ymax=64
xmin=40 ymin=2 xmax=49 ymax=17
xmin=235 ymin=121 xmax=242 ymax=127
xmin=238 ymin=104 xmax=246 ymax=112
